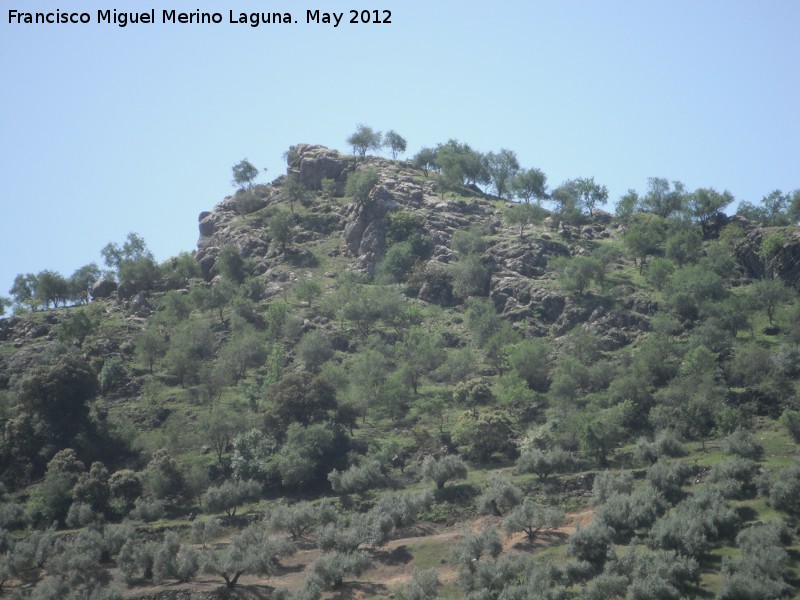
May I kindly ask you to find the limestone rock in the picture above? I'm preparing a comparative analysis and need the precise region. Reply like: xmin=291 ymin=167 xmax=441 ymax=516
xmin=129 ymin=292 xmax=152 ymax=317
xmin=286 ymin=144 xmax=353 ymax=191
xmin=91 ymin=279 xmax=117 ymax=300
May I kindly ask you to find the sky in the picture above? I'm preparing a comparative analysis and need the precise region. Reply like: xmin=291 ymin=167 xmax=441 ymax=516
xmin=2 ymin=0 xmax=799 ymax=303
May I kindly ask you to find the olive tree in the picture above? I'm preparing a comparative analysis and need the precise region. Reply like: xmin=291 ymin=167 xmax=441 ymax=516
xmin=503 ymin=499 xmax=565 ymax=542
xmin=201 ymin=479 xmax=261 ymax=517
xmin=384 ymin=130 xmax=407 ymax=159
xmin=347 ymin=124 xmax=382 ymax=157
xmin=231 ymin=159 xmax=259 ymax=188
xmin=201 ymin=523 xmax=294 ymax=588
xmin=421 ymin=455 xmax=467 ymax=489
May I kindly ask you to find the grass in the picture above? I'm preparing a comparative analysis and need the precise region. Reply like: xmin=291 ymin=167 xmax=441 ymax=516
xmin=407 ymin=537 xmax=454 ymax=570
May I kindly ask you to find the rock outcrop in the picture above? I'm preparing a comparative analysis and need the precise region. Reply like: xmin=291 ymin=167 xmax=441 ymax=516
xmin=194 ymin=145 xmax=636 ymax=339
xmin=734 ymin=225 xmax=800 ymax=290
xmin=286 ymin=143 xmax=354 ymax=192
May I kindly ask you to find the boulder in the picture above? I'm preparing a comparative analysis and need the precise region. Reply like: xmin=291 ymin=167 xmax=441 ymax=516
xmin=91 ymin=278 xmax=117 ymax=300
xmin=287 ymin=144 xmax=353 ymax=191
xmin=129 ymin=292 xmax=152 ymax=317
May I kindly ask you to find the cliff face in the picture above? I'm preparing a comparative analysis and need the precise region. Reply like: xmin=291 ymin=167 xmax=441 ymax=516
xmin=734 ymin=226 xmax=800 ymax=290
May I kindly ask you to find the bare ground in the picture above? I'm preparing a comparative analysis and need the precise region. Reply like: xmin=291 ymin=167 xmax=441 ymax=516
xmin=121 ymin=509 xmax=594 ymax=599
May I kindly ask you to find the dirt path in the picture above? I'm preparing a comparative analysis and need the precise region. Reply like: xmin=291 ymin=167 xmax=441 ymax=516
xmin=124 ymin=509 xmax=594 ymax=599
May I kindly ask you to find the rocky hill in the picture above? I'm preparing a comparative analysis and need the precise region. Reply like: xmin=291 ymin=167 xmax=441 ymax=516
xmin=0 ymin=144 xmax=799 ymax=600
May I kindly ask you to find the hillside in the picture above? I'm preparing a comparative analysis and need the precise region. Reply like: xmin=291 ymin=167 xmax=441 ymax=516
xmin=1 ymin=143 xmax=799 ymax=600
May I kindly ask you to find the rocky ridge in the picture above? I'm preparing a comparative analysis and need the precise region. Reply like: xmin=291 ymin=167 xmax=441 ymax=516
xmin=191 ymin=145 xmax=661 ymax=348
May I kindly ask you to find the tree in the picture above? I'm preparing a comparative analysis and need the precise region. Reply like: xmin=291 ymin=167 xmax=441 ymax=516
xmin=686 ymin=187 xmax=733 ymax=236
xmin=615 ymin=188 xmax=640 ymax=219
xmin=34 ymin=270 xmax=69 ymax=308
xmin=328 ymin=459 xmax=386 ymax=494
xmin=202 ymin=523 xmax=294 ymax=588
xmin=557 ymin=255 xmax=605 ymax=296
xmin=510 ymin=167 xmax=548 ymax=204
xmin=135 ymin=325 xmax=166 ymax=373
xmin=144 ymin=449 xmax=185 ymax=500
xmin=378 ymin=241 xmax=415 ymax=283
xmin=451 ymin=410 xmax=516 ymax=461
xmin=118 ymin=256 xmax=160 ymax=295
xmin=68 ymin=263 xmax=102 ymax=305
xmin=0 ymin=296 xmax=11 ymax=316
xmin=190 ymin=279 xmax=236 ymax=324
xmin=16 ymin=354 xmax=98 ymax=467
xmin=568 ymin=522 xmax=615 ymax=571
xmin=718 ymin=522 xmax=792 ymax=600
xmin=503 ymin=499 xmax=565 ymax=542
xmin=161 ymin=251 xmax=201 ymax=288
xmin=231 ymin=429 xmax=279 ymax=482
xmin=294 ymin=278 xmax=322 ymax=307
xmin=580 ymin=414 xmax=623 ymax=466
xmin=748 ymin=278 xmax=790 ymax=325
xmin=737 ymin=188 xmax=799 ymax=226
xmin=405 ymin=567 xmax=440 ymax=600
xmin=550 ymin=179 xmax=583 ymax=223
xmin=384 ymin=130 xmax=407 ymax=159
xmin=435 ymin=139 xmax=490 ymax=190
xmin=347 ymin=124 xmax=382 ymax=157
xmin=263 ymin=373 xmax=339 ymax=437
xmin=395 ymin=326 xmax=442 ymax=394
xmin=646 ymin=459 xmax=691 ymax=505
xmin=282 ymin=174 xmax=307 ymax=212
xmin=231 ymin=158 xmax=259 ymax=188
xmin=767 ymin=458 xmax=800 ymax=514
xmin=273 ymin=422 xmax=349 ymax=491
xmin=575 ymin=176 xmax=609 ymax=214
xmin=215 ymin=245 xmax=248 ymax=283
xmin=268 ymin=500 xmax=330 ymax=539
xmin=99 ymin=356 xmax=127 ymax=394
xmin=152 ymin=532 xmax=200 ymax=583
xmin=10 ymin=273 xmax=38 ymax=311
xmin=487 ymin=149 xmax=520 ymax=199
xmin=108 ymin=469 xmax=142 ymax=515
xmin=516 ymin=447 xmax=571 ymax=480
xmin=101 ymin=232 xmax=152 ymax=273
xmin=412 ymin=147 xmax=438 ymax=175
xmin=296 ymin=330 xmax=334 ymax=373
xmin=202 ymin=480 xmax=261 ymax=517
xmin=71 ymin=461 xmax=110 ymax=516
xmin=664 ymin=226 xmax=702 ymax=266
xmin=640 ymin=178 xmax=687 ymax=218
xmin=505 ymin=202 xmax=545 ymax=238
xmin=264 ymin=213 xmax=294 ymax=257
xmin=451 ymin=525 xmax=502 ymax=570
xmin=27 ymin=449 xmax=85 ymax=526
xmin=306 ymin=551 xmax=372 ymax=591
xmin=421 ymin=455 xmax=467 ymax=489
xmin=476 ymin=475 xmax=523 ymax=516
xmin=623 ymin=213 xmax=667 ymax=272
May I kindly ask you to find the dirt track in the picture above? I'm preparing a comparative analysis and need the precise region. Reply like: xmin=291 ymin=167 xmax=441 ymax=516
xmin=123 ymin=509 xmax=593 ymax=599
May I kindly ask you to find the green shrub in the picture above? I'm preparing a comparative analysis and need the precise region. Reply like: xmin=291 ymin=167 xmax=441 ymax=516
xmin=99 ymin=357 xmax=127 ymax=394
xmin=345 ymin=168 xmax=380 ymax=204
xmin=378 ymin=241 xmax=416 ymax=283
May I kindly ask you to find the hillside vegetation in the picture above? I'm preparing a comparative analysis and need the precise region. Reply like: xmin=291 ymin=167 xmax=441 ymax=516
xmin=1 ymin=136 xmax=799 ymax=599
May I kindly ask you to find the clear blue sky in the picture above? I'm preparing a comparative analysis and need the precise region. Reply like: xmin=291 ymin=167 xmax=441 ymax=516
xmin=2 ymin=0 xmax=799 ymax=302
